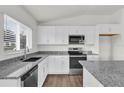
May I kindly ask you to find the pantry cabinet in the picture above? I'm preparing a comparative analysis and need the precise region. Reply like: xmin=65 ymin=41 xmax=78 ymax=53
xmin=48 ymin=55 xmax=69 ymax=74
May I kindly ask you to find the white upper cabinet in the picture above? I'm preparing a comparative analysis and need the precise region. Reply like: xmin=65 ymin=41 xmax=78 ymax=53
xmin=97 ymin=24 xmax=121 ymax=34
xmin=37 ymin=26 xmax=48 ymax=44
xmin=68 ymin=26 xmax=79 ymax=35
xmin=68 ymin=26 xmax=87 ymax=35
xmin=68 ymin=26 xmax=97 ymax=44
xmin=37 ymin=26 xmax=97 ymax=45
xmin=82 ymin=26 xmax=96 ymax=44
xmin=85 ymin=30 xmax=95 ymax=44
xmin=37 ymin=26 xmax=68 ymax=45
xmin=46 ymin=27 xmax=55 ymax=44
xmin=55 ymin=26 xmax=68 ymax=44
xmin=37 ymin=26 xmax=55 ymax=44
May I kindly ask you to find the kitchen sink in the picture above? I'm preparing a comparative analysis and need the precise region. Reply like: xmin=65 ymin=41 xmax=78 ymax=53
xmin=23 ymin=57 xmax=42 ymax=62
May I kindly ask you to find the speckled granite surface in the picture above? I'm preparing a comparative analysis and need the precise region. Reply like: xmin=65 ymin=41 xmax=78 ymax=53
xmin=0 ymin=51 xmax=69 ymax=79
xmin=0 ymin=54 xmax=48 ymax=79
xmin=38 ymin=51 xmax=69 ymax=55
xmin=79 ymin=60 xmax=124 ymax=87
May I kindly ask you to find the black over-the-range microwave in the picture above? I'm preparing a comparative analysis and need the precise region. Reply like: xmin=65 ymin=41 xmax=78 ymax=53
xmin=69 ymin=35 xmax=85 ymax=44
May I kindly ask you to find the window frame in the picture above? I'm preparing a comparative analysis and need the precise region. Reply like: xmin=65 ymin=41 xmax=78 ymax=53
xmin=4 ymin=14 xmax=32 ymax=53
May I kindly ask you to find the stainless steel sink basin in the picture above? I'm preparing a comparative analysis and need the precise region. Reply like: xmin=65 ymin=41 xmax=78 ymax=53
xmin=23 ymin=57 xmax=42 ymax=62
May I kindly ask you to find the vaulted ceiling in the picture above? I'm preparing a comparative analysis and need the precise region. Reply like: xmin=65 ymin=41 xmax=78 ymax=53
xmin=23 ymin=5 xmax=124 ymax=23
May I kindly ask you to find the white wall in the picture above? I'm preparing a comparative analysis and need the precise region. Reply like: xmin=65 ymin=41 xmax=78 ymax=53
xmin=112 ymin=9 xmax=124 ymax=60
xmin=99 ymin=36 xmax=112 ymax=60
xmin=110 ymin=9 xmax=122 ymax=24
xmin=0 ymin=6 xmax=37 ymax=61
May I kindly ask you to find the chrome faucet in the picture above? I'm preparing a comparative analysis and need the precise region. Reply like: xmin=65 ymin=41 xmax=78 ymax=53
xmin=24 ymin=46 xmax=29 ymax=59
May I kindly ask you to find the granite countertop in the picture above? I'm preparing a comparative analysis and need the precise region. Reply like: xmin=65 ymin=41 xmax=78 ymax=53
xmin=0 ymin=51 xmax=69 ymax=79
xmin=39 ymin=51 xmax=98 ymax=55
xmin=79 ymin=60 xmax=124 ymax=87
xmin=38 ymin=51 xmax=69 ymax=55
xmin=0 ymin=54 xmax=48 ymax=79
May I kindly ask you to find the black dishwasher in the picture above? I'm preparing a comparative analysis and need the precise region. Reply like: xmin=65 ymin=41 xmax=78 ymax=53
xmin=21 ymin=65 xmax=38 ymax=87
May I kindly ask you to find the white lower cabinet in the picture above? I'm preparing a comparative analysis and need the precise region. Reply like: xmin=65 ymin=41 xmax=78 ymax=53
xmin=38 ymin=57 xmax=49 ymax=87
xmin=48 ymin=55 xmax=69 ymax=74
xmin=0 ymin=55 xmax=69 ymax=87
xmin=83 ymin=67 xmax=104 ymax=87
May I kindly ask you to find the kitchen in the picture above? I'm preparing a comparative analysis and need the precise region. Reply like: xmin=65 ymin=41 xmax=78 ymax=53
xmin=0 ymin=5 xmax=124 ymax=87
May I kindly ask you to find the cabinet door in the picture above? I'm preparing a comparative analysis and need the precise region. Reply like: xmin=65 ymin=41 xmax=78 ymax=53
xmin=48 ymin=55 xmax=69 ymax=74
xmin=56 ymin=56 xmax=69 ymax=74
xmin=38 ymin=61 xmax=44 ymax=87
xmin=37 ymin=26 xmax=55 ymax=44
xmin=45 ymin=57 xmax=49 ymax=74
xmin=37 ymin=26 xmax=48 ymax=44
xmin=85 ymin=30 xmax=97 ymax=44
xmin=78 ymin=26 xmax=86 ymax=35
xmin=38 ymin=58 xmax=48 ymax=87
xmin=46 ymin=26 xmax=55 ymax=44
xmin=55 ymin=26 xmax=68 ymax=44
xmin=48 ymin=56 xmax=57 ymax=74
xmin=43 ymin=59 xmax=48 ymax=80
xmin=53 ymin=56 xmax=62 ymax=74
xmin=68 ymin=26 xmax=79 ymax=35
xmin=98 ymin=24 xmax=109 ymax=34
xmin=60 ymin=56 xmax=69 ymax=74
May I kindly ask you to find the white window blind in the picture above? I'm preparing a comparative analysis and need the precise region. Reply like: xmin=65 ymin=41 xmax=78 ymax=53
xmin=4 ymin=15 xmax=32 ymax=51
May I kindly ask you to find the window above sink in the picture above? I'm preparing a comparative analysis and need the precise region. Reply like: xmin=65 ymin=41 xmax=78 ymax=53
xmin=4 ymin=14 xmax=32 ymax=51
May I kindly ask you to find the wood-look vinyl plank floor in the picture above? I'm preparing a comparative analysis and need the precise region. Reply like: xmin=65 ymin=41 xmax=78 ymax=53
xmin=43 ymin=75 xmax=83 ymax=87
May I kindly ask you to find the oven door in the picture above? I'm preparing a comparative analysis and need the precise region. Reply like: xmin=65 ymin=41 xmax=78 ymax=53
xmin=69 ymin=55 xmax=86 ymax=74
